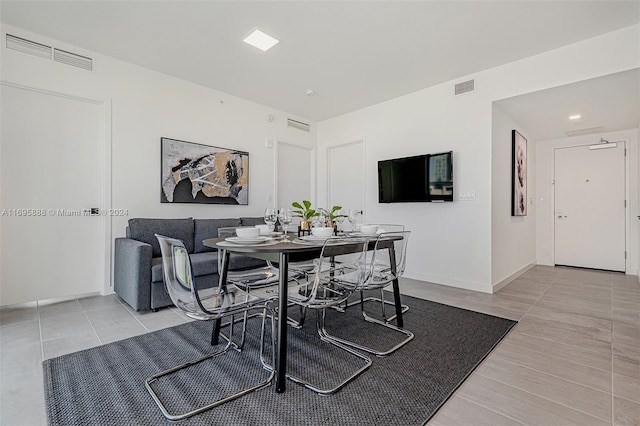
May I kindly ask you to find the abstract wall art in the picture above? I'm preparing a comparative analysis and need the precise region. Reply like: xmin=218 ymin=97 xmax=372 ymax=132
xmin=511 ymin=130 xmax=527 ymax=216
xmin=161 ymin=137 xmax=248 ymax=205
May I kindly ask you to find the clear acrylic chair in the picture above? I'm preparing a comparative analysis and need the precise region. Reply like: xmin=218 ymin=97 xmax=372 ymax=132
xmin=261 ymin=237 xmax=374 ymax=394
xmin=217 ymin=226 xmax=306 ymax=329
xmin=217 ymin=226 xmax=282 ymax=289
xmin=344 ymin=224 xmax=409 ymax=321
xmin=145 ymin=234 xmax=276 ymax=421
xmin=323 ymin=230 xmax=414 ymax=356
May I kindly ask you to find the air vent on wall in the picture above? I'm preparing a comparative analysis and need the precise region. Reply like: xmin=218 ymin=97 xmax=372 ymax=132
xmin=54 ymin=48 xmax=93 ymax=71
xmin=287 ymin=118 xmax=310 ymax=132
xmin=6 ymin=34 xmax=51 ymax=59
xmin=454 ymin=79 xmax=475 ymax=95
xmin=5 ymin=34 xmax=93 ymax=71
xmin=564 ymin=126 xmax=604 ymax=137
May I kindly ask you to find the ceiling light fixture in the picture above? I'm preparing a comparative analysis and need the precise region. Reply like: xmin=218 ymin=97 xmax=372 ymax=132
xmin=305 ymin=89 xmax=315 ymax=96
xmin=569 ymin=114 xmax=581 ymax=120
xmin=243 ymin=29 xmax=279 ymax=52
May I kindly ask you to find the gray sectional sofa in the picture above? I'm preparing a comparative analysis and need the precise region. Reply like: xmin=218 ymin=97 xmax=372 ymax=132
xmin=114 ymin=216 xmax=266 ymax=311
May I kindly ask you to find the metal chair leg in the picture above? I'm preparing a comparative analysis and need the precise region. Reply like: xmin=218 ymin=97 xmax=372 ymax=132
xmin=146 ymin=308 xmax=275 ymax=421
xmin=260 ymin=309 xmax=372 ymax=395
xmin=321 ymin=309 xmax=414 ymax=356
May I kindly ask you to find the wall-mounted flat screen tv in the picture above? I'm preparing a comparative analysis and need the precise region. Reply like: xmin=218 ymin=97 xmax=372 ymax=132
xmin=378 ymin=151 xmax=453 ymax=203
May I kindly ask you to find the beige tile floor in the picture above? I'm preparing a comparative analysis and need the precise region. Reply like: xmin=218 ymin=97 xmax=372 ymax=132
xmin=1 ymin=266 xmax=638 ymax=425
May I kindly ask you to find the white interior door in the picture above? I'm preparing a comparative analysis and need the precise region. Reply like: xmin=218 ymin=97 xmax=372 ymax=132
xmin=0 ymin=84 xmax=106 ymax=305
xmin=276 ymin=141 xmax=315 ymax=218
xmin=554 ymin=143 xmax=626 ymax=271
xmin=328 ymin=139 xmax=365 ymax=223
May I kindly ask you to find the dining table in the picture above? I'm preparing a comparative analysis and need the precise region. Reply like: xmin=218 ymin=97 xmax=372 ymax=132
xmin=203 ymin=233 xmax=405 ymax=393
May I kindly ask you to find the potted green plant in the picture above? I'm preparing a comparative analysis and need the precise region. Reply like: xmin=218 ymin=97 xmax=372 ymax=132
xmin=328 ymin=205 xmax=347 ymax=228
xmin=291 ymin=200 xmax=318 ymax=230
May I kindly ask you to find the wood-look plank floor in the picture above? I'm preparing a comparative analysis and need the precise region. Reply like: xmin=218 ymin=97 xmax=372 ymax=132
xmin=1 ymin=265 xmax=638 ymax=425
xmin=409 ymin=266 xmax=639 ymax=426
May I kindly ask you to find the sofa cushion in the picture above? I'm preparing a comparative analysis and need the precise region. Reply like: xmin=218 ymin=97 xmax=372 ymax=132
xmin=194 ymin=218 xmax=242 ymax=253
xmin=128 ymin=218 xmax=194 ymax=257
xmin=240 ymin=216 xmax=266 ymax=227
xmin=228 ymin=253 xmax=268 ymax=271
xmin=151 ymin=252 xmax=219 ymax=283
xmin=151 ymin=254 xmax=267 ymax=283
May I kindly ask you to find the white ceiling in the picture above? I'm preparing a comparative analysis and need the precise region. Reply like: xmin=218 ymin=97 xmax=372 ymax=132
xmin=496 ymin=69 xmax=640 ymax=142
xmin=1 ymin=1 xmax=639 ymax=133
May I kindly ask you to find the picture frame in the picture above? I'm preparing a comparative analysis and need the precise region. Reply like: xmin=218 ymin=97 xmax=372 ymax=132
xmin=511 ymin=130 xmax=527 ymax=216
xmin=160 ymin=137 xmax=249 ymax=205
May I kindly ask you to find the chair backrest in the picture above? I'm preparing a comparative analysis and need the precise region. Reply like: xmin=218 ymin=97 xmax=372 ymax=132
xmin=155 ymin=234 xmax=198 ymax=314
xmin=294 ymin=237 xmax=371 ymax=308
xmin=367 ymin=230 xmax=410 ymax=288
xmin=374 ymin=224 xmax=405 ymax=233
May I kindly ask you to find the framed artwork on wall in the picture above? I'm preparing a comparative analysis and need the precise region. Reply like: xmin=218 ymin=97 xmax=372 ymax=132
xmin=511 ymin=130 xmax=527 ymax=216
xmin=160 ymin=137 xmax=249 ymax=205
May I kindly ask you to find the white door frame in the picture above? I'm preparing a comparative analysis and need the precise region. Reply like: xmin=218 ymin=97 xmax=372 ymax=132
xmin=273 ymin=139 xmax=316 ymax=208
xmin=0 ymin=81 xmax=112 ymax=297
xmin=327 ymin=138 xmax=366 ymax=221
xmin=551 ymin=139 xmax=629 ymax=272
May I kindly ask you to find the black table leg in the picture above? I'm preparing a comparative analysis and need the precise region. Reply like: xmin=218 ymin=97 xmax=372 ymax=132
xmin=211 ymin=249 xmax=231 ymax=346
xmin=211 ymin=319 xmax=221 ymax=346
xmin=275 ymin=252 xmax=288 ymax=393
xmin=389 ymin=247 xmax=404 ymax=328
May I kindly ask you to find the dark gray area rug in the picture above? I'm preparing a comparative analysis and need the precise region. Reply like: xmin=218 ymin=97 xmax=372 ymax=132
xmin=43 ymin=294 xmax=516 ymax=425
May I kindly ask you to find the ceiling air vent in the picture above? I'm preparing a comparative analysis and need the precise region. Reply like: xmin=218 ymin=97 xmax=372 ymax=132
xmin=54 ymin=48 xmax=93 ymax=71
xmin=454 ymin=79 xmax=475 ymax=95
xmin=287 ymin=118 xmax=310 ymax=132
xmin=564 ymin=126 xmax=604 ymax=137
xmin=6 ymin=34 xmax=52 ymax=59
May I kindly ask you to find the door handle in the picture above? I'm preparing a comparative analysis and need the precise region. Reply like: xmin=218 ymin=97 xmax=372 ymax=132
xmin=557 ymin=215 xmax=567 ymax=219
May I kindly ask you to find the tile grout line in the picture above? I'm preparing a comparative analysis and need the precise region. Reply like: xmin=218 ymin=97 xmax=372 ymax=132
xmin=474 ymin=370 xmax=613 ymax=424
xmin=456 ymin=394 xmax=528 ymax=425
xmin=115 ymin=295 xmax=154 ymax=333
xmin=37 ymin=300 xmax=45 ymax=363
xmin=514 ymin=276 xmax=553 ymax=320
xmin=510 ymin=328 xmax=613 ymax=365
xmin=486 ymin=350 xmax=614 ymax=396
xmin=80 ymin=297 xmax=104 ymax=346
xmin=610 ymin=272 xmax=615 ymax=426
xmin=448 ymin=275 xmax=551 ymax=426
xmin=511 ymin=326 xmax=613 ymax=355
xmin=505 ymin=272 xmax=617 ymax=424
xmin=498 ymin=340 xmax=612 ymax=375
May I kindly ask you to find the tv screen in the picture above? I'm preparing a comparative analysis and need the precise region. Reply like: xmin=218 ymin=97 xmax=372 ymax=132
xmin=378 ymin=151 xmax=453 ymax=203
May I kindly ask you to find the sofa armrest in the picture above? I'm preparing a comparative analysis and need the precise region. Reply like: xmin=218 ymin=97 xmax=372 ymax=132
xmin=114 ymin=237 xmax=153 ymax=311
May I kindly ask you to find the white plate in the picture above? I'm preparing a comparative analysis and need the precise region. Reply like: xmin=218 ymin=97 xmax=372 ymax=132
xmin=300 ymin=235 xmax=336 ymax=241
xmin=218 ymin=240 xmax=279 ymax=248
xmin=225 ymin=236 xmax=271 ymax=244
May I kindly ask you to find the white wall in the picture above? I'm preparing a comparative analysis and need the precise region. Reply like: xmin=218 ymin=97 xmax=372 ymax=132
xmin=491 ymin=105 xmax=537 ymax=289
xmin=317 ymin=81 xmax=495 ymax=292
xmin=535 ymin=128 xmax=639 ymax=274
xmin=317 ymin=24 xmax=639 ymax=293
xmin=0 ymin=25 xmax=316 ymax=295
xmin=2 ymin=23 xmax=638 ymax=298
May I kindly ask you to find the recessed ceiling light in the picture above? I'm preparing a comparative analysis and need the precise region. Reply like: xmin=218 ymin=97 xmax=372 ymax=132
xmin=243 ymin=29 xmax=279 ymax=52
xmin=305 ymin=89 xmax=316 ymax=96
xmin=569 ymin=114 xmax=581 ymax=120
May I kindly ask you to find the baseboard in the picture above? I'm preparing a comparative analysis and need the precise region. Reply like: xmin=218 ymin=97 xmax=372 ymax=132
xmin=402 ymin=271 xmax=492 ymax=294
xmin=492 ymin=262 xmax=536 ymax=293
